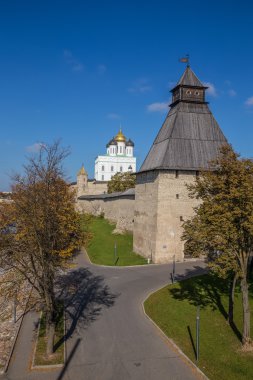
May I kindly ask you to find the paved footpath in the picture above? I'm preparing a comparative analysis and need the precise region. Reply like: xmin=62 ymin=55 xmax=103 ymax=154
xmin=1 ymin=251 xmax=206 ymax=380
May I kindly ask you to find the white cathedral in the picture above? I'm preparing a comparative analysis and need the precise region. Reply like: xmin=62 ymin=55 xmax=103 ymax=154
xmin=95 ymin=128 xmax=136 ymax=181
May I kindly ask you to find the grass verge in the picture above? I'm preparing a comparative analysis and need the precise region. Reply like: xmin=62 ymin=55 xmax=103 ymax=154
xmin=82 ymin=214 xmax=147 ymax=266
xmin=33 ymin=303 xmax=64 ymax=366
xmin=144 ymin=273 xmax=253 ymax=380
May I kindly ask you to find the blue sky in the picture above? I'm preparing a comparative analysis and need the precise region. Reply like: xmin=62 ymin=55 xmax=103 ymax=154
xmin=1 ymin=0 xmax=253 ymax=190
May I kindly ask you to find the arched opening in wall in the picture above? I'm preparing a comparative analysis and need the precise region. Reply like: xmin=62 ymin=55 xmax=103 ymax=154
xmin=128 ymin=165 xmax=133 ymax=172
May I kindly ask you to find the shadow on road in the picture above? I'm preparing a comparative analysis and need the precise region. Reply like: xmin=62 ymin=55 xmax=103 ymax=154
xmin=56 ymin=338 xmax=82 ymax=380
xmin=54 ymin=267 xmax=117 ymax=351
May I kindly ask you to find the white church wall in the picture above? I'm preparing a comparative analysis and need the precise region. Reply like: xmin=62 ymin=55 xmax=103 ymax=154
xmin=95 ymin=155 xmax=136 ymax=181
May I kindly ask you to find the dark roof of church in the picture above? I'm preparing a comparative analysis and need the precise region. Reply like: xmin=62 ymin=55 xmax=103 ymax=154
xmin=175 ymin=66 xmax=206 ymax=88
xmin=126 ymin=138 xmax=134 ymax=147
xmin=139 ymin=67 xmax=227 ymax=172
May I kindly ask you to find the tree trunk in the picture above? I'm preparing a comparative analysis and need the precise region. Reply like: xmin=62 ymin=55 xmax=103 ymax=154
xmin=46 ymin=315 xmax=56 ymax=356
xmin=228 ymin=272 xmax=237 ymax=324
xmin=241 ymin=276 xmax=251 ymax=348
xmin=45 ymin=290 xmax=56 ymax=356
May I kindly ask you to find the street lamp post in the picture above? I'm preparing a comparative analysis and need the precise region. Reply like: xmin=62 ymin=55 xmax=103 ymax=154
xmin=114 ymin=242 xmax=117 ymax=264
xmin=196 ymin=305 xmax=200 ymax=361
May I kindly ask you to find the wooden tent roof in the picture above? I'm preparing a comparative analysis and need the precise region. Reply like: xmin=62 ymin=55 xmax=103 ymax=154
xmin=139 ymin=67 xmax=227 ymax=172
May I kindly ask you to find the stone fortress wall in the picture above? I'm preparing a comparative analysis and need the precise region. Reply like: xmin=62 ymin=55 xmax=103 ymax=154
xmin=70 ymin=180 xmax=108 ymax=196
xmin=76 ymin=189 xmax=135 ymax=233
xmin=76 ymin=169 xmax=199 ymax=263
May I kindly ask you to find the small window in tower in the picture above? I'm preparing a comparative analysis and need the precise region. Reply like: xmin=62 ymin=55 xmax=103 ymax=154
xmin=186 ymin=90 xmax=192 ymax=95
xmin=102 ymin=175 xmax=104 ymax=181
xmin=102 ymin=165 xmax=105 ymax=171
xmin=111 ymin=166 xmax=114 ymax=172
xmin=120 ymin=146 xmax=122 ymax=153
xmin=120 ymin=166 xmax=123 ymax=172
xmin=195 ymin=91 xmax=200 ymax=96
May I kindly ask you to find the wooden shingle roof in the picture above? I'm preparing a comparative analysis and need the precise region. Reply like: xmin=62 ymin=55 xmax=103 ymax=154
xmin=140 ymin=101 xmax=227 ymax=172
xmin=175 ymin=66 xmax=205 ymax=88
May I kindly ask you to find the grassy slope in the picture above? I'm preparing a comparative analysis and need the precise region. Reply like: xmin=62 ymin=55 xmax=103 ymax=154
xmin=145 ymin=274 xmax=253 ymax=380
xmin=85 ymin=216 xmax=147 ymax=266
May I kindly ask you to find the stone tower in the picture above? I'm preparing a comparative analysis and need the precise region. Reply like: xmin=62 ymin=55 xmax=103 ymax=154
xmin=77 ymin=164 xmax=88 ymax=197
xmin=133 ymin=66 xmax=228 ymax=263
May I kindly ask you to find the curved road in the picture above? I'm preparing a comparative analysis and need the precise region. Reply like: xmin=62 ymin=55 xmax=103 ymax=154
xmin=3 ymin=250 xmax=206 ymax=380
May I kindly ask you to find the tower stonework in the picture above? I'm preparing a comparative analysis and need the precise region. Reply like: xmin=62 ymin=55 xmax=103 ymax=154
xmin=77 ymin=165 xmax=88 ymax=197
xmin=133 ymin=66 xmax=228 ymax=263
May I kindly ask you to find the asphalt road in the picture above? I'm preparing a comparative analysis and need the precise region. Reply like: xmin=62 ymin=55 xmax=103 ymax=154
xmin=3 ymin=250 xmax=206 ymax=380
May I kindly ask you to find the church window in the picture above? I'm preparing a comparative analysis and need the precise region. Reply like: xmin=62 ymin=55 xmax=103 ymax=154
xmin=128 ymin=165 xmax=132 ymax=171
xmin=102 ymin=175 xmax=104 ymax=181
xmin=186 ymin=90 xmax=192 ymax=95
xmin=102 ymin=165 xmax=104 ymax=171
xmin=111 ymin=166 xmax=114 ymax=172
xmin=195 ymin=91 xmax=200 ymax=96
xmin=120 ymin=146 xmax=122 ymax=153
xmin=120 ymin=166 xmax=123 ymax=172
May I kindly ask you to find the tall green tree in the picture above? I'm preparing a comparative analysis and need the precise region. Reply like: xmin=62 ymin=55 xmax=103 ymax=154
xmin=182 ymin=145 xmax=253 ymax=350
xmin=107 ymin=172 xmax=136 ymax=194
xmin=0 ymin=142 xmax=84 ymax=356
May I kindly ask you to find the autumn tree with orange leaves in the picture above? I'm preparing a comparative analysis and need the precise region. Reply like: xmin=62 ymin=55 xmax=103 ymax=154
xmin=0 ymin=142 xmax=84 ymax=356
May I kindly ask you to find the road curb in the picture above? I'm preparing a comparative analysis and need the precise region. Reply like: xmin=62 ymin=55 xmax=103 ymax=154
xmin=82 ymin=247 xmax=203 ymax=269
xmin=142 ymin=289 xmax=209 ymax=380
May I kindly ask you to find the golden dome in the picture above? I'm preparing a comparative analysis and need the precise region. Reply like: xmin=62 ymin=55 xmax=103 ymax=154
xmin=115 ymin=128 xmax=126 ymax=142
xmin=77 ymin=164 xmax=87 ymax=176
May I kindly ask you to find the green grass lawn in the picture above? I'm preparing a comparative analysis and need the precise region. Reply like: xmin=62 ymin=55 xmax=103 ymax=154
xmin=82 ymin=215 xmax=147 ymax=266
xmin=144 ymin=274 xmax=253 ymax=380
xmin=34 ymin=304 xmax=64 ymax=366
